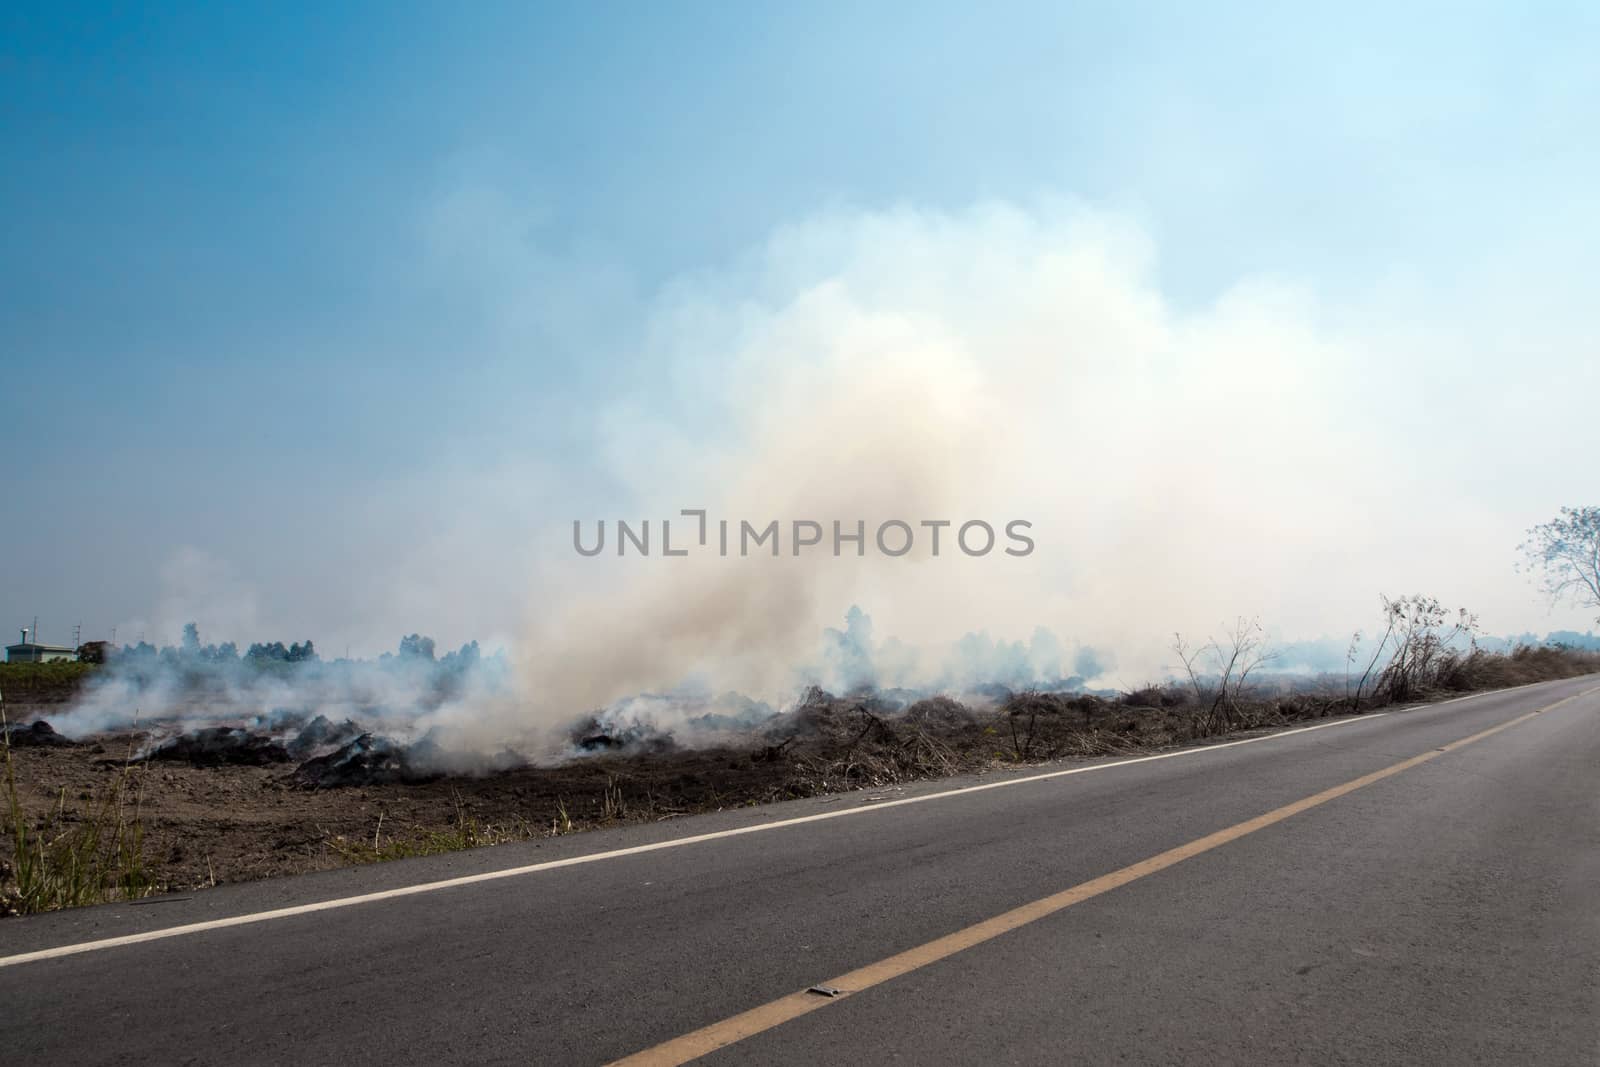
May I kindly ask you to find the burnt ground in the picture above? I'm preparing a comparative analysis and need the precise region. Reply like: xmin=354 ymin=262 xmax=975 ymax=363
xmin=0 ymin=688 xmax=1358 ymax=898
xmin=3 ymin=726 xmax=849 ymax=891
xmin=3 ymin=643 xmax=1596 ymax=910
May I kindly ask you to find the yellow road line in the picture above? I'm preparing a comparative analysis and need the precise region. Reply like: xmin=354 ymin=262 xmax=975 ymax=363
xmin=609 ymin=685 xmax=1599 ymax=1066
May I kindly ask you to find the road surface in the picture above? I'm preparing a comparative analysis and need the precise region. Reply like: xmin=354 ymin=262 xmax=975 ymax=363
xmin=4 ymin=676 xmax=1598 ymax=1065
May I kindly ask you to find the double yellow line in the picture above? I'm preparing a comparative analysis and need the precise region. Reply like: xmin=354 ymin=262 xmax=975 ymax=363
xmin=611 ymin=685 xmax=1599 ymax=1066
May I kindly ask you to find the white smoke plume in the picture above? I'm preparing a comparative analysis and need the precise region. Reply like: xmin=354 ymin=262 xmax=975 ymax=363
xmin=505 ymin=199 xmax=1392 ymax=740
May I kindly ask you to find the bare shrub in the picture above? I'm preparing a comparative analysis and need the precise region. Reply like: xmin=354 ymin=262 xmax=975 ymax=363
xmin=1172 ymin=618 xmax=1275 ymax=735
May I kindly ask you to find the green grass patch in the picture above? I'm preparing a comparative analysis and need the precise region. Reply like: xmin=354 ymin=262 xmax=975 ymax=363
xmin=0 ymin=661 xmax=98 ymax=703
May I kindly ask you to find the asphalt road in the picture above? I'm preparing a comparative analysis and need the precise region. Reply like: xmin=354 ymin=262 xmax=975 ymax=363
xmin=4 ymin=676 xmax=1598 ymax=1065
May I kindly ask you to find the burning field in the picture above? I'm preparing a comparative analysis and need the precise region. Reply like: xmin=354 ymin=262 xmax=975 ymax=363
xmin=5 ymin=638 xmax=1598 ymax=916
xmin=0 ymin=679 xmax=1340 ymax=911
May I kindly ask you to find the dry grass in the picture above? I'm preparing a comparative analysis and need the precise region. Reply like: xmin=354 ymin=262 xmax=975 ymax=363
xmin=1433 ymin=644 xmax=1600 ymax=691
xmin=326 ymin=789 xmax=542 ymax=864
xmin=766 ymin=644 xmax=1600 ymax=793
xmin=2 ymin=708 xmax=152 ymax=915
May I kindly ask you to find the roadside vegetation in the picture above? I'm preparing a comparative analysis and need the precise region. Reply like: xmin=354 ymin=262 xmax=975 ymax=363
xmin=778 ymin=634 xmax=1600 ymax=793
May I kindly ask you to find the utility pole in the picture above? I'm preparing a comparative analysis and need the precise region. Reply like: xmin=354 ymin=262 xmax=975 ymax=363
xmin=73 ymin=622 xmax=82 ymax=647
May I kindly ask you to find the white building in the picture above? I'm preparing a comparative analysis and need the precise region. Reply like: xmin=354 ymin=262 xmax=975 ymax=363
xmin=5 ymin=629 xmax=76 ymax=663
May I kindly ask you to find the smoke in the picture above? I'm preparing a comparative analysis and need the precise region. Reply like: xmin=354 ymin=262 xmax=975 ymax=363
xmin=48 ymin=626 xmax=507 ymax=747
xmin=103 ymin=548 xmax=264 ymax=654
xmin=509 ymin=199 xmax=1393 ymax=731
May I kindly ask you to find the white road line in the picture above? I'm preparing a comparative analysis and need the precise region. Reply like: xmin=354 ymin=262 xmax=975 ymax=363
xmin=0 ymin=710 xmax=1400 ymax=968
xmin=1395 ymin=680 xmax=1541 ymax=713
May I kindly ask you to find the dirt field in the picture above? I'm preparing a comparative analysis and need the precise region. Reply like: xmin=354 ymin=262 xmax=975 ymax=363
xmin=2 ymin=729 xmax=821 ymax=891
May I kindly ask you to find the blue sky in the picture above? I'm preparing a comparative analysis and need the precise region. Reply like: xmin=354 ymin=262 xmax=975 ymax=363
xmin=3 ymin=3 xmax=1597 ymax=665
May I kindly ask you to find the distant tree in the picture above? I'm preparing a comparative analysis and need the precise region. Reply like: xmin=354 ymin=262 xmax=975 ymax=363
xmin=440 ymin=641 xmax=480 ymax=671
xmin=246 ymin=641 xmax=290 ymax=662
xmin=1544 ymin=630 xmax=1600 ymax=651
xmin=77 ymin=640 xmax=109 ymax=664
xmin=398 ymin=634 xmax=436 ymax=661
xmin=181 ymin=622 xmax=201 ymax=656
xmin=286 ymin=640 xmax=318 ymax=663
xmin=1520 ymin=507 xmax=1600 ymax=623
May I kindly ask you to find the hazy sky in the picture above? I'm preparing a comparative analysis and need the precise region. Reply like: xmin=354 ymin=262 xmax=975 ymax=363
xmin=3 ymin=3 xmax=1597 ymax=667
